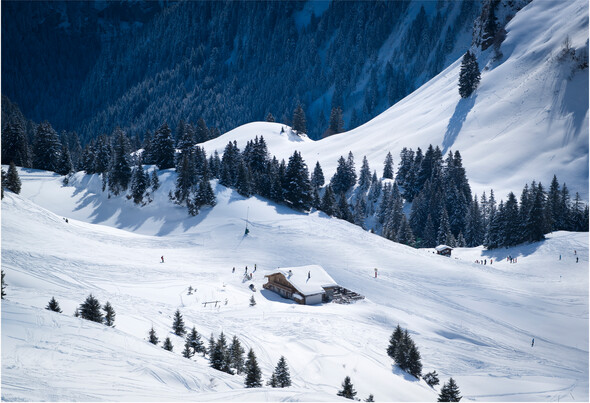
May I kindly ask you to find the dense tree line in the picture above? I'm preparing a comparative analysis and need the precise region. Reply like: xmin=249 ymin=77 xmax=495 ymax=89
xmin=3 ymin=2 xmax=480 ymax=142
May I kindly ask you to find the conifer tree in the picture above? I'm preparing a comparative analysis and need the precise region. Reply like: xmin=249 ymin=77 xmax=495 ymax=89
xmin=249 ymin=295 xmax=257 ymax=306
xmin=458 ymin=51 xmax=481 ymax=98
xmin=365 ymin=394 xmax=375 ymax=402
xmin=328 ymin=106 xmax=344 ymax=134
xmin=283 ymin=151 xmax=313 ymax=211
xmin=56 ymin=145 xmax=74 ymax=176
xmin=359 ymin=156 xmax=372 ymax=190
xmin=265 ymin=112 xmax=275 ymax=122
xmin=46 ymin=296 xmax=62 ymax=313
xmin=131 ymin=161 xmax=149 ymax=204
xmin=151 ymin=170 xmax=160 ymax=191
xmin=172 ymin=309 xmax=186 ymax=336
xmin=271 ymin=356 xmax=292 ymax=387
xmin=33 ymin=121 xmax=62 ymax=172
xmin=320 ymin=185 xmax=337 ymax=216
xmin=437 ymin=208 xmax=453 ymax=246
xmin=438 ymin=378 xmax=462 ymax=402
xmin=311 ymin=161 xmax=325 ymax=189
xmin=108 ymin=128 xmax=132 ymax=195
xmin=148 ymin=326 xmax=159 ymax=345
xmin=208 ymin=333 xmax=216 ymax=357
xmin=292 ymin=103 xmax=307 ymax=134
xmin=383 ymin=151 xmax=394 ymax=180
xmin=182 ymin=339 xmax=194 ymax=358
xmin=331 ymin=155 xmax=355 ymax=195
xmin=162 ymin=337 xmax=174 ymax=351
xmin=195 ymin=118 xmax=209 ymax=143
xmin=152 ymin=123 xmax=176 ymax=169
xmin=187 ymin=326 xmax=206 ymax=355
xmin=387 ymin=325 xmax=404 ymax=360
xmin=229 ymin=335 xmax=245 ymax=374
xmin=174 ymin=151 xmax=197 ymax=204
xmin=244 ymin=349 xmax=262 ymax=388
xmin=1 ymin=168 xmax=6 ymax=199
xmin=103 ymin=301 xmax=116 ymax=327
xmin=2 ymin=118 xmax=31 ymax=167
xmin=79 ymin=294 xmax=103 ymax=323
xmin=5 ymin=162 xmax=21 ymax=194
xmin=337 ymin=376 xmax=357 ymax=399
xmin=423 ymin=371 xmax=440 ymax=387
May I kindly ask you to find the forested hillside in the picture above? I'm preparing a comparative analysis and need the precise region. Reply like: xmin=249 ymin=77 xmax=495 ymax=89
xmin=2 ymin=0 xmax=482 ymax=142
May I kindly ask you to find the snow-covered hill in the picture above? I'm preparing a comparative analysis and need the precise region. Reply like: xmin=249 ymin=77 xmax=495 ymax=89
xmin=2 ymin=167 xmax=588 ymax=401
xmin=202 ymin=0 xmax=589 ymax=202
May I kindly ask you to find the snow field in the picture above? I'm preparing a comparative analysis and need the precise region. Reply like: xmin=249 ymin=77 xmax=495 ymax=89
xmin=2 ymin=166 xmax=588 ymax=401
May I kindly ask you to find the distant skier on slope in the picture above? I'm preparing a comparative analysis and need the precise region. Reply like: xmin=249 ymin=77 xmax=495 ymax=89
xmin=161 ymin=256 xmax=164 ymax=263
xmin=531 ymin=338 xmax=534 ymax=347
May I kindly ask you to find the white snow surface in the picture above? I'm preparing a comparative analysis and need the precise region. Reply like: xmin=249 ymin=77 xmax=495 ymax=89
xmin=202 ymin=0 xmax=589 ymax=201
xmin=2 ymin=1 xmax=589 ymax=401
xmin=267 ymin=265 xmax=338 ymax=297
xmin=2 ymin=167 xmax=588 ymax=401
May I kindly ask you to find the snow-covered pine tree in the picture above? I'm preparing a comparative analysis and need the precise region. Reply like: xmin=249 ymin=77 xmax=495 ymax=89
xmin=162 ymin=337 xmax=174 ymax=351
xmin=33 ymin=121 xmax=62 ymax=172
xmin=151 ymin=123 xmax=175 ymax=170
xmin=103 ymin=301 xmax=116 ymax=326
xmin=1 ymin=118 xmax=31 ymax=167
xmin=328 ymin=106 xmax=344 ymax=135
xmin=423 ymin=370 xmax=440 ymax=387
xmin=292 ymin=103 xmax=307 ymax=134
xmin=438 ymin=378 xmax=462 ymax=402
xmin=458 ymin=50 xmax=481 ymax=98
xmin=244 ymin=349 xmax=262 ymax=388
xmin=131 ymin=161 xmax=149 ymax=204
xmin=249 ymin=295 xmax=256 ymax=306
xmin=311 ymin=161 xmax=325 ymax=189
xmin=148 ymin=326 xmax=159 ymax=345
xmin=358 ymin=156 xmax=372 ymax=190
xmin=79 ymin=294 xmax=103 ymax=323
xmin=174 ymin=151 xmax=198 ymax=204
xmin=236 ymin=160 xmax=252 ymax=197
xmin=437 ymin=208 xmax=453 ymax=246
xmin=195 ymin=118 xmax=209 ymax=143
xmin=187 ymin=326 xmax=206 ymax=355
xmin=337 ymin=376 xmax=357 ymax=400
xmin=408 ymin=342 xmax=422 ymax=378
xmin=383 ymin=151 xmax=395 ymax=180
xmin=320 ymin=185 xmax=337 ymax=216
xmin=397 ymin=215 xmax=415 ymax=247
xmin=108 ymin=128 xmax=132 ymax=195
xmin=56 ymin=145 xmax=74 ymax=176
xmin=46 ymin=296 xmax=62 ymax=313
xmin=182 ymin=339 xmax=194 ymax=358
xmin=283 ymin=151 xmax=313 ymax=211
xmin=272 ymin=356 xmax=292 ymax=387
xmin=265 ymin=112 xmax=275 ymax=122
xmin=331 ymin=155 xmax=355 ymax=195
xmin=5 ymin=162 xmax=21 ymax=194
xmin=387 ymin=324 xmax=404 ymax=360
xmin=172 ymin=309 xmax=186 ymax=336
xmin=229 ymin=335 xmax=245 ymax=374
xmin=150 ymin=169 xmax=160 ymax=191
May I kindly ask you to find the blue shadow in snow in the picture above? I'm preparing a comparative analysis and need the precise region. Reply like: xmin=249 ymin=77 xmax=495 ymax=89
xmin=442 ymin=94 xmax=477 ymax=154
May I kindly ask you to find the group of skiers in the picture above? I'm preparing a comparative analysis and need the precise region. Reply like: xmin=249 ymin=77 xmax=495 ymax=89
xmin=474 ymin=259 xmax=492 ymax=265
xmin=507 ymin=256 xmax=517 ymax=263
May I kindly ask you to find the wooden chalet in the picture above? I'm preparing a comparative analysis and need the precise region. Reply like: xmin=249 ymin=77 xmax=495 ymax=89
xmin=263 ymin=265 xmax=364 ymax=305
xmin=435 ymin=245 xmax=453 ymax=257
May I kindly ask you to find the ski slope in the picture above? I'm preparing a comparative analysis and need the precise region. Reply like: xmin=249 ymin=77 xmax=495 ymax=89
xmin=2 ymin=167 xmax=588 ymax=401
xmin=202 ymin=0 xmax=589 ymax=202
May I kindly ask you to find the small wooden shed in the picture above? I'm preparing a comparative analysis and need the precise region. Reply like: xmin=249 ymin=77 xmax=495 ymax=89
xmin=435 ymin=245 xmax=453 ymax=257
xmin=263 ymin=265 xmax=338 ymax=305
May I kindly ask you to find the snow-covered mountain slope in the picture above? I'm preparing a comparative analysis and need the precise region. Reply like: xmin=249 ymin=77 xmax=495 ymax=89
xmin=2 ymin=168 xmax=588 ymax=401
xmin=202 ymin=0 xmax=589 ymax=201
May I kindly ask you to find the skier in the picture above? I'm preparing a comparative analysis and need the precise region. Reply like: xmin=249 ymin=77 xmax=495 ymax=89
xmin=374 ymin=268 xmax=378 ymax=278
xmin=161 ymin=256 xmax=164 ymax=263
xmin=559 ymin=254 xmax=561 ymax=260
xmin=576 ymin=257 xmax=579 ymax=263
xmin=254 ymin=264 xmax=257 ymax=273
xmin=245 ymin=266 xmax=248 ymax=274
xmin=308 ymin=271 xmax=311 ymax=280
xmin=490 ymin=259 xmax=493 ymax=264
xmin=232 ymin=267 xmax=235 ymax=273
xmin=531 ymin=338 xmax=534 ymax=347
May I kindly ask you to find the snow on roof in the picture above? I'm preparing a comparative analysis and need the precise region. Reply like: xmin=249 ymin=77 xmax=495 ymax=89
xmin=268 ymin=265 xmax=338 ymax=296
xmin=435 ymin=245 xmax=453 ymax=251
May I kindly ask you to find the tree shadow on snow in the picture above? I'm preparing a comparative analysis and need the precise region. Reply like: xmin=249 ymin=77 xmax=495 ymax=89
xmin=480 ymin=239 xmax=545 ymax=260
xmin=391 ymin=365 xmax=421 ymax=382
xmin=442 ymin=94 xmax=477 ymax=154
